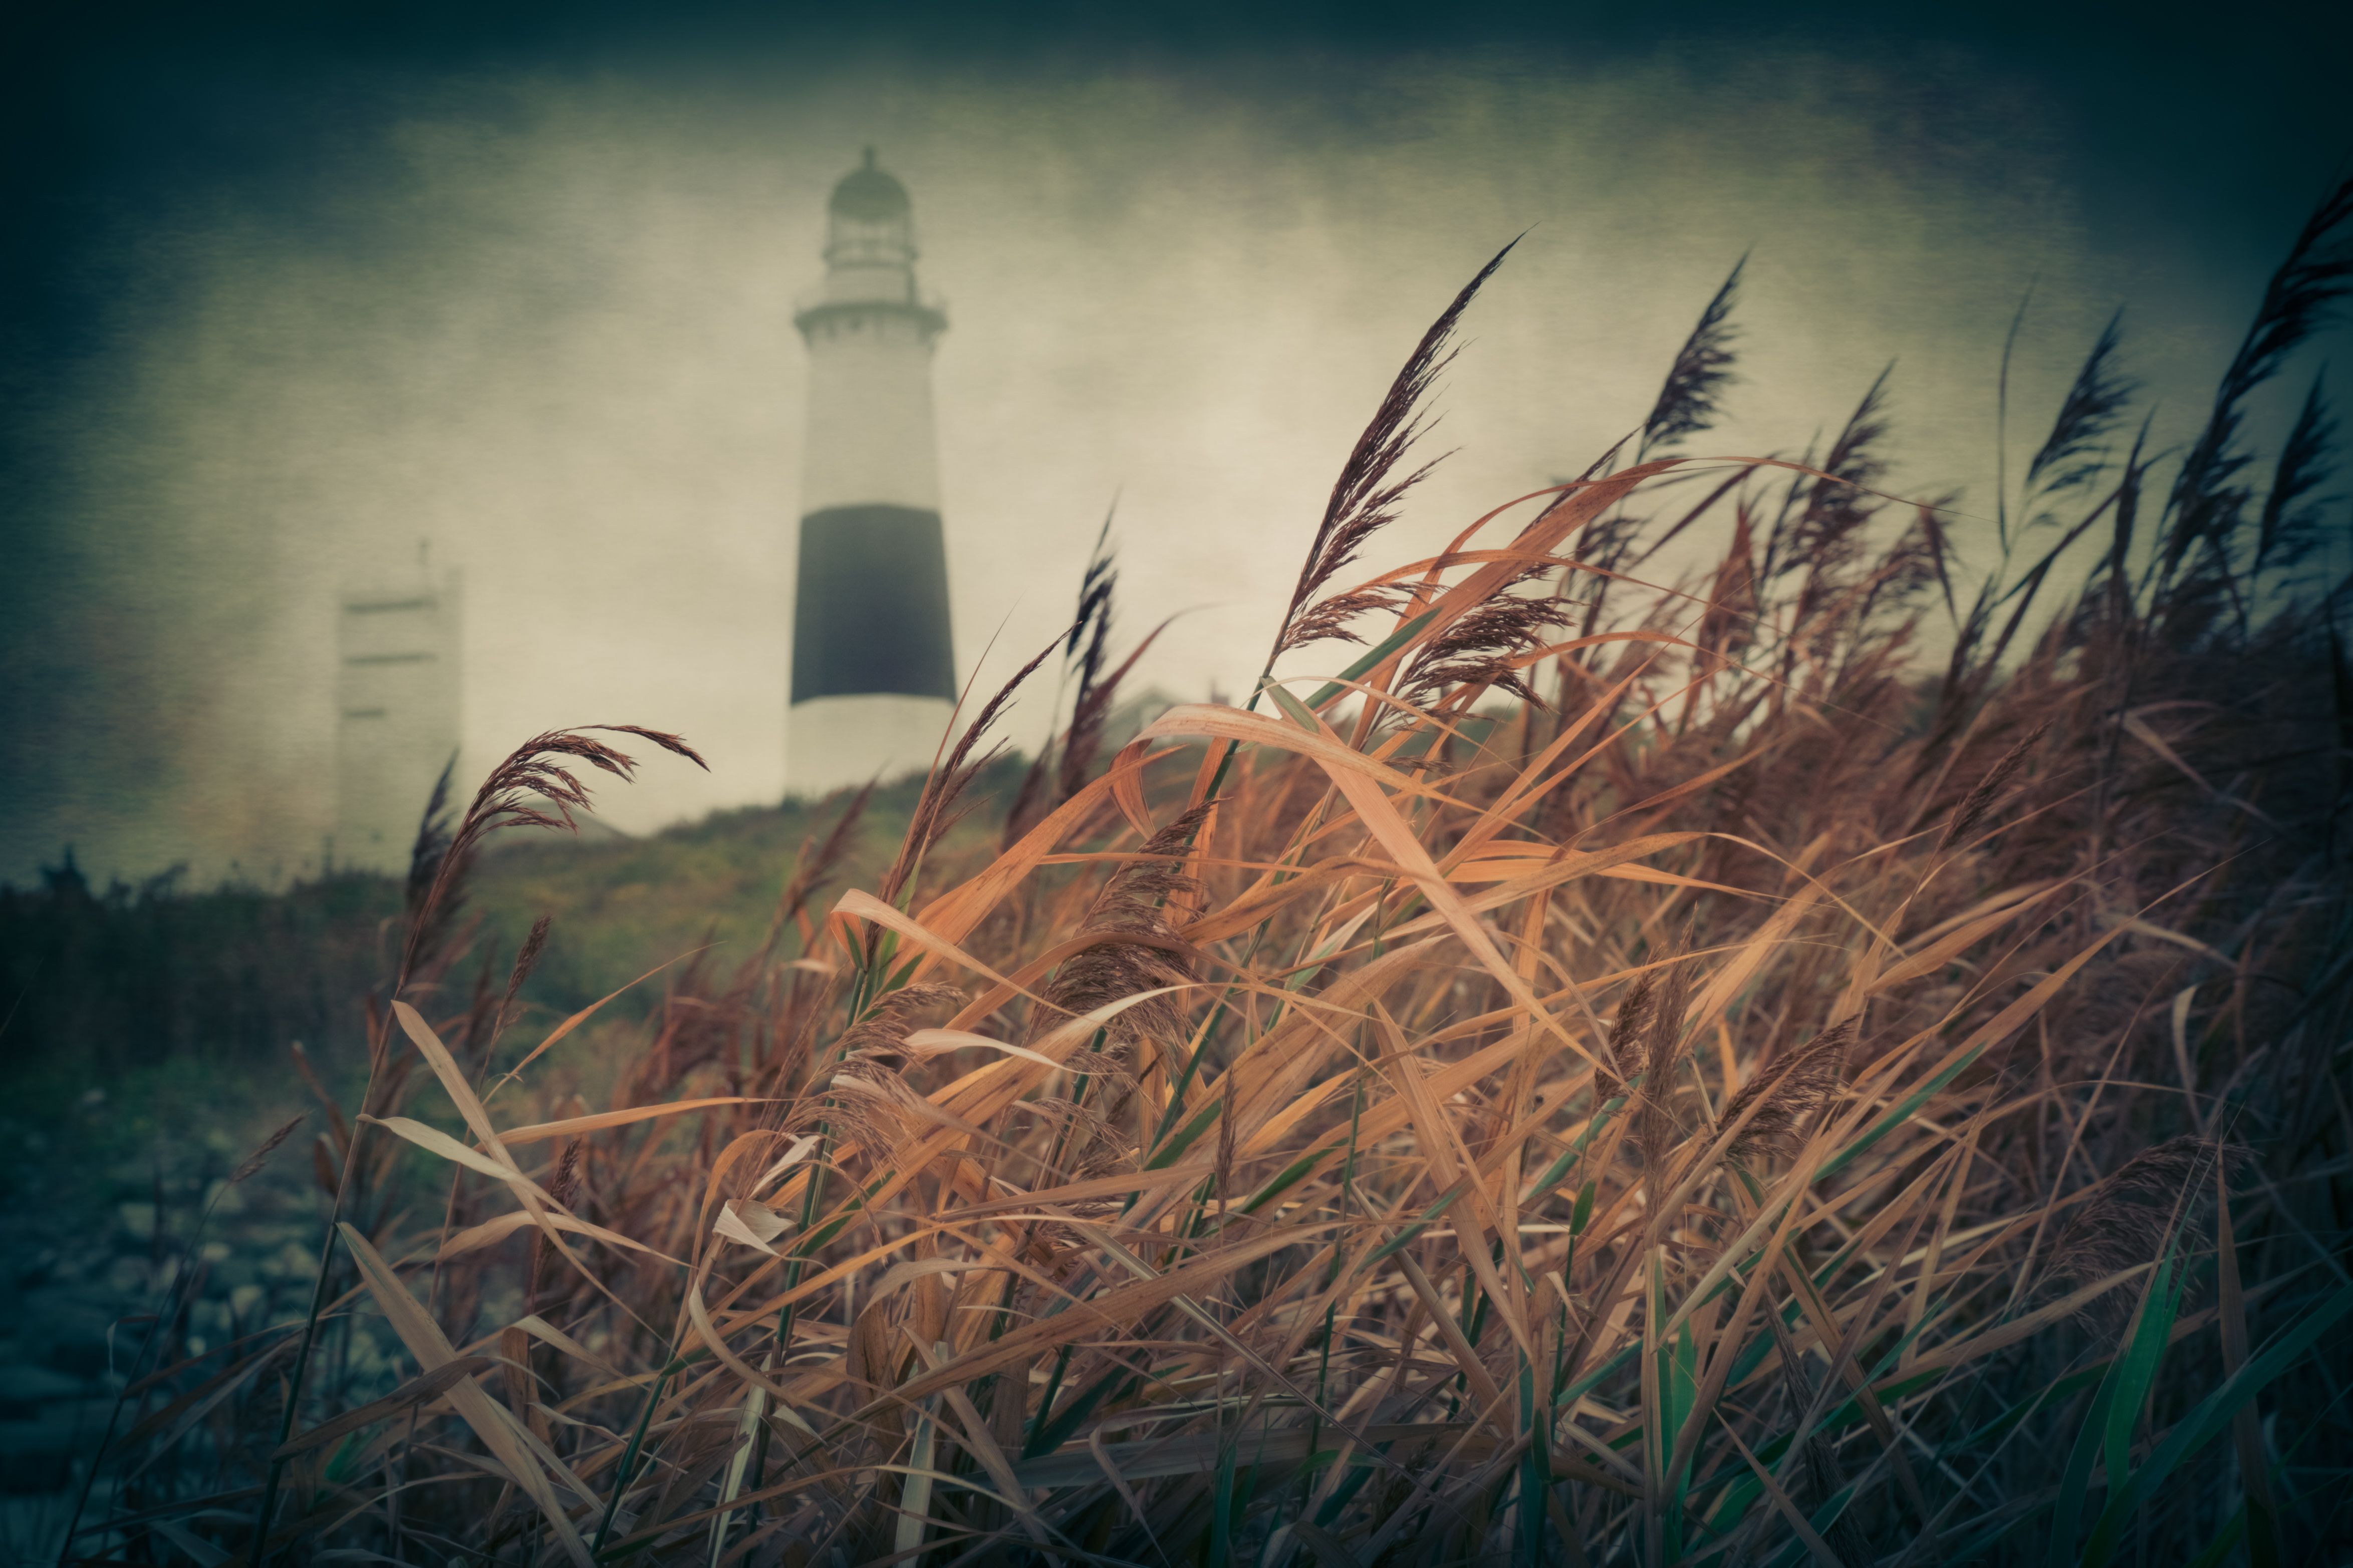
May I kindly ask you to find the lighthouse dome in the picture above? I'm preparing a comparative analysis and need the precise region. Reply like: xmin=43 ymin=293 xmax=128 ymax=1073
xmin=830 ymin=149 xmax=911 ymax=221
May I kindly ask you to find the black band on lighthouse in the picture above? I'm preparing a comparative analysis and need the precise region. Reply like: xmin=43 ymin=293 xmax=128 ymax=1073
xmin=791 ymin=504 xmax=957 ymax=704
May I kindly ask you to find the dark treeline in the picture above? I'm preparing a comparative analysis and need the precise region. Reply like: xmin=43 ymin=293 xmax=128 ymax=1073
xmin=0 ymin=761 xmax=1034 ymax=1085
xmin=0 ymin=854 xmax=402 ymax=1081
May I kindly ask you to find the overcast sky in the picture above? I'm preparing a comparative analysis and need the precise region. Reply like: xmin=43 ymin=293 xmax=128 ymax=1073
xmin=3 ymin=0 xmax=2344 ymax=886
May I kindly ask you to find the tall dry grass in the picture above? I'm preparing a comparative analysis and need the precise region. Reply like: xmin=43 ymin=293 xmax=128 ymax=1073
xmin=63 ymin=183 xmax=2353 ymax=1567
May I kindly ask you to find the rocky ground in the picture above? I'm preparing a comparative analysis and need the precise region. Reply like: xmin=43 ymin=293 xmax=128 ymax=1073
xmin=0 ymin=1076 xmax=329 ymax=1565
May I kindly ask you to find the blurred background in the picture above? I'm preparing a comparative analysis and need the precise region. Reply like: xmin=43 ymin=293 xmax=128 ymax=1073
xmin=3 ymin=0 xmax=2345 ymax=889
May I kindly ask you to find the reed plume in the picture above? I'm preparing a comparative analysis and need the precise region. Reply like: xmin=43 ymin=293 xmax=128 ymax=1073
xmin=397 ymin=726 xmax=705 ymax=991
xmin=492 ymin=913 xmax=552 ymax=1044
xmin=775 ymin=780 xmax=875 ymax=935
xmin=1772 ymin=365 xmax=1894 ymax=587
xmin=1596 ymin=971 xmax=1654 ymax=1102
xmin=1939 ymin=718 xmax=2052 ymax=851
xmin=824 ymin=983 xmax=969 ymax=1151
xmin=1636 ymin=253 xmax=1744 ymax=459
xmin=1634 ymin=955 xmax=1693 ymax=1173
xmin=1395 ymin=574 xmax=1577 ymax=711
xmin=878 ymin=637 xmax=1059 ymax=908
xmin=2022 ymin=308 xmax=2137 ymax=512
xmin=2254 ymin=371 xmax=2338 ymax=575
xmin=1716 ymin=1017 xmax=1854 ymax=1164
xmin=2045 ymin=1135 xmax=2252 ymax=1327
xmin=228 ymin=1114 xmax=305 ymax=1186
xmin=1036 ymin=803 xmax=1210 ymax=1074
xmin=2162 ymin=173 xmax=2353 ymax=584
xmin=1274 ymin=237 xmax=1518 ymax=656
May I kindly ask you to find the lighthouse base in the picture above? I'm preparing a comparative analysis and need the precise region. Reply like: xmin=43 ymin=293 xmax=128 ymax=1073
xmin=787 ymin=693 xmax=956 ymax=800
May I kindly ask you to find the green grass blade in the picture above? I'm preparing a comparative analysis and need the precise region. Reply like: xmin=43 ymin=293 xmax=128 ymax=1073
xmin=2080 ymin=1278 xmax=2353 ymax=1567
xmin=2046 ymin=1374 xmax=2118 ymax=1566
xmin=1262 ymin=678 xmax=1327 ymax=735
xmin=2103 ymin=1242 xmax=2183 ymax=1502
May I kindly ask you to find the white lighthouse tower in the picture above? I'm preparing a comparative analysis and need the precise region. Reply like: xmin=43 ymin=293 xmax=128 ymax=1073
xmin=786 ymin=149 xmax=957 ymax=797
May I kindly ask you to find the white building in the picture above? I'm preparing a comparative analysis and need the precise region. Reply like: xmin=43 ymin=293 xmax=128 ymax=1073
xmin=334 ymin=561 xmax=461 ymax=873
xmin=786 ymin=149 xmax=958 ymax=798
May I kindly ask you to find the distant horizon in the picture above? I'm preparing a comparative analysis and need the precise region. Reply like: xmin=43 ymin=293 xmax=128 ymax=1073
xmin=6 ymin=685 xmax=1201 ymax=895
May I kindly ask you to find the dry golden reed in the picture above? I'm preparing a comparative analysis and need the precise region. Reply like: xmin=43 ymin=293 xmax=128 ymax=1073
xmin=64 ymin=174 xmax=2353 ymax=1568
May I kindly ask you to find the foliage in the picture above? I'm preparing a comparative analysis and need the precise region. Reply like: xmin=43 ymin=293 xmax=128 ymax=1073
xmin=0 ymin=858 xmax=400 ymax=1082
xmin=0 ymin=771 xmax=1016 ymax=1091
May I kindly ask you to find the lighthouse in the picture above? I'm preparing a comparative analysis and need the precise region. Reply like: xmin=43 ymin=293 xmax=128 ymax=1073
xmin=786 ymin=149 xmax=957 ymax=797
